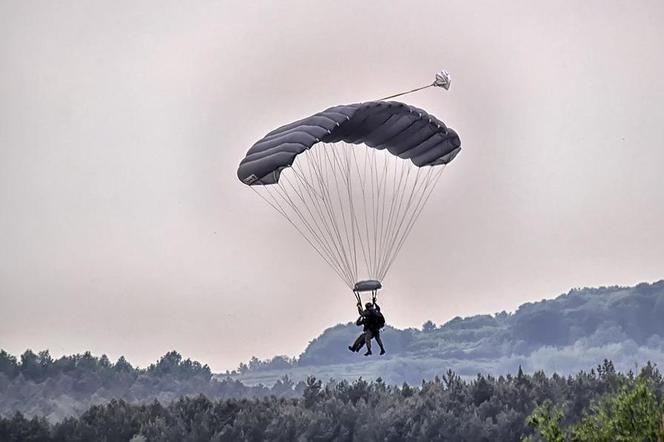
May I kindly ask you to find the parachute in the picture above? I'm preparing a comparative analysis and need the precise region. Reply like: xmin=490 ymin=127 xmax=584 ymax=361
xmin=238 ymin=77 xmax=461 ymax=302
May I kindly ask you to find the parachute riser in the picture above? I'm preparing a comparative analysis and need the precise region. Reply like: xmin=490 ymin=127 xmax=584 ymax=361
xmin=353 ymin=278 xmax=381 ymax=307
xmin=353 ymin=289 xmax=378 ymax=308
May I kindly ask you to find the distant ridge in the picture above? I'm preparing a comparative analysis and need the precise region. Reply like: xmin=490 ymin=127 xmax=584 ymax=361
xmin=229 ymin=280 xmax=664 ymax=385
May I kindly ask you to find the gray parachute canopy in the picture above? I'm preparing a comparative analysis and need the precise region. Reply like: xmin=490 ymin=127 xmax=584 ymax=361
xmin=237 ymin=100 xmax=461 ymax=292
xmin=237 ymin=101 xmax=461 ymax=186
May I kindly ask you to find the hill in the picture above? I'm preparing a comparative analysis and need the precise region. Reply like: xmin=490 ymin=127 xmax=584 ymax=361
xmin=230 ymin=280 xmax=664 ymax=385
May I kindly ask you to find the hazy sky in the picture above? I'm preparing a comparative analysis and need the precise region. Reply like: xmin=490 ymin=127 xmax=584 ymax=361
xmin=1 ymin=1 xmax=663 ymax=371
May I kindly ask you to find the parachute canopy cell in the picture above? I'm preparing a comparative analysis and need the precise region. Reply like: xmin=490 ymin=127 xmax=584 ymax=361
xmin=237 ymin=101 xmax=461 ymax=186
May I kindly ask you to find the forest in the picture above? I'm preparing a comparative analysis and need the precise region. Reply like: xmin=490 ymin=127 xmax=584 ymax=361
xmin=1 ymin=359 xmax=663 ymax=441
xmin=0 ymin=350 xmax=302 ymax=422
xmin=3 ymin=280 xmax=664 ymax=439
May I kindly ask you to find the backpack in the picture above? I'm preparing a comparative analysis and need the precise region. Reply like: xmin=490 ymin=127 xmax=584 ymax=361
xmin=373 ymin=310 xmax=386 ymax=330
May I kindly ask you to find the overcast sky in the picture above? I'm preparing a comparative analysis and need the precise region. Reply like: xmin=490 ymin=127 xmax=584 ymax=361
xmin=1 ymin=1 xmax=663 ymax=371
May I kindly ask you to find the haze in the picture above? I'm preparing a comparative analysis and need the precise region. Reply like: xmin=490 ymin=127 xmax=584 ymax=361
xmin=1 ymin=0 xmax=663 ymax=371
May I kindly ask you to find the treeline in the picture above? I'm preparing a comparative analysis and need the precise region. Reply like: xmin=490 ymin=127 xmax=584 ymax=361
xmin=0 ymin=349 xmax=210 ymax=383
xmin=1 ymin=360 xmax=663 ymax=441
xmin=0 ymin=350 xmax=303 ymax=422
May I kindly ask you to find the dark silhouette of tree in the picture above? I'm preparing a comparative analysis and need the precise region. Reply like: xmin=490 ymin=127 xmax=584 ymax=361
xmin=422 ymin=320 xmax=437 ymax=333
xmin=0 ymin=351 xmax=18 ymax=379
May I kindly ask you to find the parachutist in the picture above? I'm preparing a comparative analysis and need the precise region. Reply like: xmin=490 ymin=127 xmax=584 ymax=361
xmin=349 ymin=300 xmax=386 ymax=356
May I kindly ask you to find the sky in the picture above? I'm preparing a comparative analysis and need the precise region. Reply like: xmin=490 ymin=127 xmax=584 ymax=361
xmin=1 ymin=0 xmax=663 ymax=372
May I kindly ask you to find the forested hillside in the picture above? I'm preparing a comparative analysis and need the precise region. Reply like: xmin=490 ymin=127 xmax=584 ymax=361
xmin=0 ymin=351 xmax=302 ymax=422
xmin=232 ymin=280 xmax=664 ymax=385
xmin=3 ymin=279 xmax=664 ymax=424
xmin=2 ymin=361 xmax=664 ymax=441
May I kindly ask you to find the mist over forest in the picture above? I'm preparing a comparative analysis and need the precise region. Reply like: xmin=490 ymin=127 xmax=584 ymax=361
xmin=2 ymin=279 xmax=664 ymax=426
xmin=3 ymin=361 xmax=664 ymax=441
xmin=233 ymin=280 xmax=664 ymax=385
